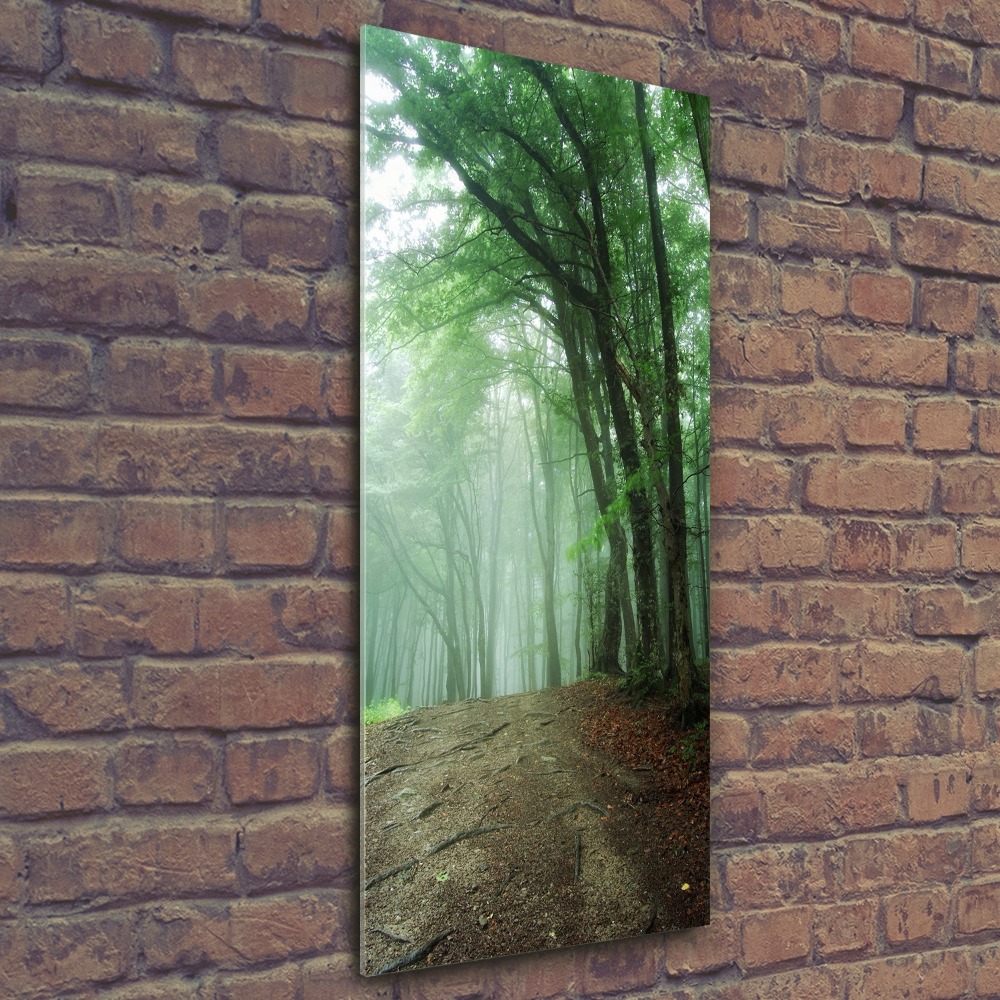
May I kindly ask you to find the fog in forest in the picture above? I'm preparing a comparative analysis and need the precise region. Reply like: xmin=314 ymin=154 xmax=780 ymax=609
xmin=362 ymin=28 xmax=710 ymax=717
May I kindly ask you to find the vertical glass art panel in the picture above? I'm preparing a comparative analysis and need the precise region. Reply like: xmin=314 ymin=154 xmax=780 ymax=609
xmin=361 ymin=24 xmax=711 ymax=974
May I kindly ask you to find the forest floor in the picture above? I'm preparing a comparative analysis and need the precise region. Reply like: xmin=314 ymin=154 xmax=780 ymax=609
xmin=361 ymin=677 xmax=710 ymax=975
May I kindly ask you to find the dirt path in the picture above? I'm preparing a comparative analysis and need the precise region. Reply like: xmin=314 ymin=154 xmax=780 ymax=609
xmin=361 ymin=682 xmax=708 ymax=974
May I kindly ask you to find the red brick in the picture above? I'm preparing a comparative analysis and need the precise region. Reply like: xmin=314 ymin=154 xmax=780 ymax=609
xmin=300 ymin=955 xmax=401 ymax=1000
xmin=711 ymin=452 xmax=794 ymax=511
xmin=660 ymin=918 xmax=736 ymax=976
xmin=0 ymin=0 xmax=58 ymax=74
xmin=941 ymin=462 xmax=1000 ymax=514
xmin=839 ymin=640 xmax=964 ymax=702
xmin=852 ymin=949 xmax=970 ymax=998
xmin=860 ymin=701 xmax=968 ymax=757
xmin=173 ymin=33 xmax=271 ymax=107
xmin=1 ymin=661 xmax=126 ymax=732
xmin=813 ymin=900 xmax=876 ymax=958
xmin=325 ymin=725 xmax=359 ymax=795
xmin=884 ymin=889 xmax=950 ymax=947
xmin=326 ymin=506 xmax=359 ymax=574
xmin=0 ymin=745 xmax=111 ymax=818
xmin=820 ymin=331 xmax=948 ymax=388
xmin=919 ymin=277 xmax=980 ymax=334
xmin=755 ymin=516 xmax=827 ymax=572
xmin=712 ymin=387 xmax=769 ymax=446
xmin=770 ymin=391 xmax=840 ymax=449
xmin=210 ymin=967 xmax=302 ymax=1000
xmin=712 ymin=517 xmax=756 ymax=575
xmin=860 ymin=145 xmax=923 ymax=202
xmin=711 ymin=785 xmax=763 ymax=842
xmin=972 ymin=761 xmax=1000 ymax=811
xmin=982 ymin=49 xmax=1000 ymax=100
xmin=184 ymin=271 xmax=310 ymax=342
xmin=0 ymin=572 xmax=69 ymax=652
xmin=780 ymin=263 xmax=845 ymax=318
xmin=572 ymin=0 xmax=694 ymax=36
xmin=503 ymin=17 xmax=660 ymax=85
xmin=382 ymin=0 xmax=507 ymax=54
xmin=896 ymin=522 xmax=959 ymax=574
xmin=711 ymin=254 xmax=775 ymax=317
xmin=711 ymin=583 xmax=797 ymax=642
xmin=958 ymin=882 xmax=1000 ymax=935
xmin=16 ymin=165 xmax=121 ymax=243
xmin=844 ymin=396 xmax=906 ymax=448
xmin=707 ymin=0 xmax=840 ymax=66
xmin=0 ymin=915 xmax=132 ymax=996
xmin=914 ymin=399 xmax=973 ymax=452
xmin=804 ymin=457 xmax=934 ymax=514
xmin=925 ymin=158 xmax=1000 ymax=225
xmin=850 ymin=19 xmax=918 ymax=81
xmin=0 ymin=250 xmax=181 ymax=330
xmin=664 ymin=48 xmax=808 ymax=123
xmin=818 ymin=0 xmax=907 ymax=17
xmin=917 ymin=96 xmax=1000 ymax=161
xmin=73 ymin=576 xmax=198 ymax=657
xmin=975 ymin=942 xmax=1000 ymax=997
xmin=241 ymin=195 xmax=340 ymax=270
xmin=222 ymin=348 xmax=325 ymax=421
xmin=130 ymin=179 xmax=233 ymax=254
xmin=131 ymin=654 xmax=350 ymax=730
xmin=796 ymin=135 xmax=859 ymax=203
xmin=926 ymin=36 xmax=975 ymax=94
xmin=743 ymin=967 xmax=844 ymax=1000
xmin=715 ymin=122 xmax=785 ymax=189
xmin=0 ymin=832 xmax=22 ymax=908
xmin=758 ymin=198 xmax=891 ymax=262
xmin=0 ymin=90 xmax=200 ymax=174
xmin=274 ymin=50 xmax=355 ymax=123
xmin=963 ymin=521 xmax=1000 ymax=573
xmin=316 ymin=267 xmax=359 ymax=346
xmin=64 ymin=5 xmax=164 ymax=88
xmin=226 ymin=737 xmax=320 ymax=804
xmin=849 ymin=271 xmax=914 ymax=326
xmin=710 ymin=713 xmax=750 ymax=767
xmin=259 ymin=0 xmax=381 ymax=42
xmin=114 ymin=737 xmax=216 ymax=805
xmin=711 ymin=188 xmax=749 ymax=243
xmin=906 ymin=766 xmax=972 ymax=822
xmin=323 ymin=351 xmax=357 ymax=421
xmin=141 ymin=893 xmax=345 ymax=972
xmin=820 ymin=79 xmax=904 ymax=139
xmin=799 ymin=582 xmax=902 ymax=640
xmin=982 ymin=406 xmax=1000 ymax=454
xmin=118 ymin=498 xmax=215 ymax=572
xmin=218 ymin=118 xmax=356 ymax=200
xmin=984 ymin=287 xmax=1000 ymax=337
xmin=25 ymin=820 xmax=236 ymax=903
xmin=752 ymin=709 xmax=853 ymax=767
xmin=711 ymin=318 xmax=813 ymax=383
xmin=914 ymin=585 xmax=998 ymax=636
xmin=107 ymin=339 xmax=214 ymax=415
xmin=742 ymin=905 xmax=812 ymax=969
xmin=976 ymin=640 xmax=1000 ymax=696
xmin=844 ymin=829 xmax=966 ymax=894
xmin=956 ymin=343 xmax=1000 ymax=395
xmin=915 ymin=0 xmax=1000 ymax=45
xmin=725 ymin=842 xmax=841 ymax=909
xmin=831 ymin=519 xmax=891 ymax=574
xmin=0 ymin=334 xmax=91 ymax=409
xmin=712 ymin=644 xmax=836 ymax=708
xmin=577 ymin=937 xmax=660 ymax=995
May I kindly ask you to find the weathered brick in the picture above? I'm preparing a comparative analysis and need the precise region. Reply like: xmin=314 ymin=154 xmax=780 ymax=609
xmin=184 ymin=271 xmax=310 ymax=342
xmin=799 ymin=582 xmax=903 ymax=640
xmin=956 ymin=342 xmax=1000 ymax=395
xmin=850 ymin=19 xmax=918 ymax=81
xmin=325 ymin=725 xmax=359 ymax=795
xmin=114 ymin=737 xmax=216 ymax=805
xmin=926 ymin=158 xmax=1000 ymax=228
xmin=712 ymin=644 xmax=836 ymax=708
xmin=851 ymin=949 xmax=970 ymax=998
xmin=860 ymin=701 xmax=974 ymax=757
xmin=831 ymin=519 xmax=891 ymax=575
xmin=221 ymin=348 xmax=324 ymax=422
xmin=982 ymin=405 xmax=1000 ymax=453
xmin=963 ymin=521 xmax=1000 ymax=573
xmin=273 ymin=50 xmax=356 ymax=123
xmin=241 ymin=806 xmax=354 ymax=887
xmin=132 ymin=655 xmax=350 ymax=730
xmin=707 ymin=0 xmax=840 ymax=66
xmin=0 ymin=744 xmax=112 ymax=818
xmin=711 ymin=318 xmax=813 ymax=383
xmin=225 ymin=737 xmax=320 ymax=804
xmin=743 ymin=966 xmax=844 ymax=1000
xmin=844 ymin=829 xmax=966 ymax=895
xmin=711 ymin=188 xmax=750 ymax=243
xmin=844 ymin=395 xmax=906 ymax=448
xmin=107 ymin=339 xmax=214 ymax=415
xmin=913 ymin=585 xmax=998 ymax=636
xmin=64 ymin=4 xmax=165 ymax=88
xmin=218 ymin=118 xmax=356 ymax=200
xmin=130 ymin=179 xmax=233 ymax=254
xmin=884 ymin=889 xmax=951 ymax=947
xmin=804 ymin=457 xmax=934 ymax=514
xmin=712 ymin=583 xmax=798 ymax=643
xmin=849 ymin=271 xmax=914 ymax=326
xmin=118 ymin=498 xmax=216 ymax=572
xmin=711 ymin=452 xmax=795 ymax=511
xmin=225 ymin=502 xmax=321 ymax=570
xmin=780 ymin=263 xmax=845 ymax=318
xmin=916 ymin=95 xmax=1000 ymax=161
xmin=725 ymin=842 xmax=841 ymax=909
xmin=752 ymin=709 xmax=853 ymax=767
xmin=0 ymin=572 xmax=70 ymax=652
xmin=326 ymin=506 xmax=358 ymax=575
xmin=73 ymin=576 xmax=198 ymax=657
xmin=914 ymin=399 xmax=973 ymax=452
xmin=905 ymin=208 xmax=1000 ymax=280
xmin=940 ymin=462 xmax=1000 ymax=514
xmin=839 ymin=640 xmax=964 ymax=702
xmin=711 ymin=254 xmax=775 ymax=317
xmin=983 ymin=287 xmax=1000 ymax=338
xmin=316 ymin=267 xmax=359 ymax=345
xmin=572 ymin=0 xmax=694 ymax=36
xmin=16 ymin=166 xmax=122 ymax=243
xmin=976 ymin=640 xmax=1000 ymax=696
xmin=715 ymin=122 xmax=785 ymax=189
xmin=958 ymin=882 xmax=1000 ymax=935
xmin=26 ymin=820 xmax=236 ymax=903
xmin=972 ymin=762 xmax=1000 ymax=812
xmin=975 ymin=942 xmax=1000 ymax=997
xmin=241 ymin=196 xmax=340 ymax=270
xmin=710 ymin=713 xmax=750 ymax=768
xmin=770 ymin=391 xmax=840 ymax=449
xmin=0 ymin=334 xmax=91 ymax=409
xmin=210 ymin=966 xmax=302 ymax=1000
xmin=755 ymin=515 xmax=828 ymax=572
xmin=260 ymin=0 xmax=381 ymax=42
xmin=906 ymin=766 xmax=972 ymax=823
xmin=758 ymin=198 xmax=891 ymax=262
xmin=982 ymin=49 xmax=1000 ymax=100
xmin=711 ymin=785 xmax=763 ymax=842
xmin=0 ymin=90 xmax=200 ymax=174
xmin=860 ymin=145 xmax=923 ymax=202
xmin=919 ymin=277 xmax=979 ymax=334
xmin=820 ymin=331 xmax=948 ymax=388
xmin=896 ymin=522 xmax=959 ymax=574
xmin=743 ymin=904 xmax=813 ymax=969
xmin=0 ymin=0 xmax=59 ymax=74
xmin=820 ymin=79 xmax=904 ymax=139
xmin=926 ymin=36 xmax=975 ymax=94
xmin=106 ymin=0 xmax=252 ymax=26
xmin=173 ymin=33 xmax=271 ymax=107
xmin=817 ymin=0 xmax=907 ymax=17
xmin=813 ymin=900 xmax=876 ymax=958
xmin=915 ymin=0 xmax=1000 ymax=45
xmin=796 ymin=135 xmax=859 ymax=203
xmin=1 ymin=661 xmax=126 ymax=732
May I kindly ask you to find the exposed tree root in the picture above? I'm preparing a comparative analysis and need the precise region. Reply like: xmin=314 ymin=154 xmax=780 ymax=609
xmin=375 ymin=927 xmax=455 ymax=975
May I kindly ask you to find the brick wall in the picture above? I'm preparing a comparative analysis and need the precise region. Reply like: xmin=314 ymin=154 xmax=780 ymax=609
xmin=0 ymin=0 xmax=998 ymax=997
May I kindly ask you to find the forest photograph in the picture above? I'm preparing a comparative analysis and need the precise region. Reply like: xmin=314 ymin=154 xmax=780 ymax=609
xmin=360 ymin=25 xmax=711 ymax=974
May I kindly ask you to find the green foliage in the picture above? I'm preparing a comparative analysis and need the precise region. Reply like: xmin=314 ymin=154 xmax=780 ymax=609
xmin=364 ymin=697 xmax=410 ymax=726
